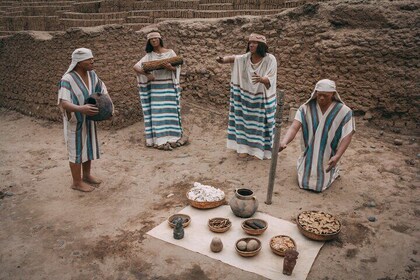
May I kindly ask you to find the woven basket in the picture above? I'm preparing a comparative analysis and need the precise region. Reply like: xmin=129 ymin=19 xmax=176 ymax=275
xmin=235 ymin=237 xmax=262 ymax=257
xmin=241 ymin=219 xmax=268 ymax=236
xmin=297 ymin=221 xmax=341 ymax=241
xmin=186 ymin=193 xmax=225 ymax=209
xmin=168 ymin=214 xmax=191 ymax=228
xmin=208 ymin=217 xmax=231 ymax=233
xmin=270 ymin=235 xmax=297 ymax=257
xmin=296 ymin=211 xmax=341 ymax=241
xmin=142 ymin=56 xmax=184 ymax=72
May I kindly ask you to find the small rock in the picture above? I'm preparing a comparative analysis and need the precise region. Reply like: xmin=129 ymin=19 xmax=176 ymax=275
xmin=405 ymin=159 xmax=416 ymax=166
xmin=417 ymin=154 xmax=420 ymax=158
xmin=370 ymin=145 xmax=376 ymax=149
xmin=366 ymin=201 xmax=376 ymax=208
xmin=177 ymin=154 xmax=190 ymax=158
xmin=166 ymin=193 xmax=174 ymax=198
xmin=363 ymin=112 xmax=373 ymax=120
xmin=379 ymin=130 xmax=384 ymax=136
xmin=368 ymin=216 xmax=377 ymax=222
xmin=394 ymin=139 xmax=403 ymax=146
xmin=5 ymin=191 xmax=14 ymax=197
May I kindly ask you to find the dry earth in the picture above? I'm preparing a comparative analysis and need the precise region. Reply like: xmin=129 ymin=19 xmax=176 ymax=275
xmin=0 ymin=104 xmax=419 ymax=280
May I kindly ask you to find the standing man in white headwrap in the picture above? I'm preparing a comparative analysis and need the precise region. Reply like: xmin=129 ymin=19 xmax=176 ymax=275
xmin=217 ymin=33 xmax=277 ymax=160
xmin=57 ymin=48 xmax=110 ymax=192
xmin=279 ymin=79 xmax=355 ymax=192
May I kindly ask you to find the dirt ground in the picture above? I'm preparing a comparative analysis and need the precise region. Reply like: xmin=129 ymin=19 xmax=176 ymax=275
xmin=0 ymin=104 xmax=418 ymax=280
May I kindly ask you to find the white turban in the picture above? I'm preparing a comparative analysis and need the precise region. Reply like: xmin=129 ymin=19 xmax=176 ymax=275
xmin=306 ymin=79 xmax=344 ymax=104
xmin=65 ymin=48 xmax=94 ymax=74
xmin=147 ymin=32 xmax=161 ymax=40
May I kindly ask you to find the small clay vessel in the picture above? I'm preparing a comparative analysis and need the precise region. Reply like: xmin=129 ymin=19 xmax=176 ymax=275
xmin=229 ymin=188 xmax=259 ymax=218
xmin=210 ymin=237 xmax=223 ymax=253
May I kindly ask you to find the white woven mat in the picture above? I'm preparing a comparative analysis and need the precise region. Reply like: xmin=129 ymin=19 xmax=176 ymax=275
xmin=147 ymin=205 xmax=324 ymax=279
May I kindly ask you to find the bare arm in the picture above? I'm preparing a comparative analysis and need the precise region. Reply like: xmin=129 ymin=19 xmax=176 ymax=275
xmin=60 ymin=100 xmax=98 ymax=116
xmin=133 ymin=64 xmax=147 ymax=75
xmin=133 ymin=64 xmax=155 ymax=81
xmin=216 ymin=55 xmax=235 ymax=64
xmin=326 ymin=131 xmax=354 ymax=172
xmin=279 ymin=120 xmax=302 ymax=152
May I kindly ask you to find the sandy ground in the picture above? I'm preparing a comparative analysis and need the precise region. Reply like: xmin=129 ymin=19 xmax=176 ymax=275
xmin=0 ymin=104 xmax=419 ymax=280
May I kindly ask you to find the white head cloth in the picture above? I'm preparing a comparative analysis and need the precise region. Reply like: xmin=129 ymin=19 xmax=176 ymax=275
xmin=147 ymin=32 xmax=162 ymax=40
xmin=305 ymin=79 xmax=344 ymax=104
xmin=248 ymin=33 xmax=267 ymax=45
xmin=65 ymin=48 xmax=94 ymax=74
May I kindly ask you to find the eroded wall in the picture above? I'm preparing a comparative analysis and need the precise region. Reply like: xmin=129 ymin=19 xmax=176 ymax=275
xmin=0 ymin=1 xmax=418 ymax=130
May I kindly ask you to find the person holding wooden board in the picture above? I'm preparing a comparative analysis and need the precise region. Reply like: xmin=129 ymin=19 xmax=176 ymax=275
xmin=134 ymin=31 xmax=187 ymax=151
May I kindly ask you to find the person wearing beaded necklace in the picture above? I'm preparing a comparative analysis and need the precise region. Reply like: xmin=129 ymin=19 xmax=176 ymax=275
xmin=134 ymin=31 xmax=187 ymax=151
xmin=216 ymin=33 xmax=278 ymax=160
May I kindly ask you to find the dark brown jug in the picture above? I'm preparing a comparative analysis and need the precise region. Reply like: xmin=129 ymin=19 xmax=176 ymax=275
xmin=86 ymin=92 xmax=113 ymax=121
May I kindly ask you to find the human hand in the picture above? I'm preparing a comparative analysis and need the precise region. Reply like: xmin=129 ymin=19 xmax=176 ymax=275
xmin=216 ymin=56 xmax=224 ymax=63
xmin=252 ymin=73 xmax=264 ymax=84
xmin=326 ymin=155 xmax=340 ymax=172
xmin=145 ymin=73 xmax=155 ymax=81
xmin=81 ymin=104 xmax=99 ymax=116
xmin=278 ymin=141 xmax=287 ymax=153
xmin=163 ymin=62 xmax=174 ymax=71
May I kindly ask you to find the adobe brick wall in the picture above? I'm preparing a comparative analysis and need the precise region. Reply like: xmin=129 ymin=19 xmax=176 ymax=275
xmin=0 ymin=1 xmax=418 ymax=131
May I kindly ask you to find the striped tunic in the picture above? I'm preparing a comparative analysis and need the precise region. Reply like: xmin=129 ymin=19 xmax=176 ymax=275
xmin=295 ymin=99 xmax=355 ymax=192
xmin=136 ymin=50 xmax=183 ymax=146
xmin=227 ymin=53 xmax=277 ymax=159
xmin=57 ymin=71 xmax=107 ymax=163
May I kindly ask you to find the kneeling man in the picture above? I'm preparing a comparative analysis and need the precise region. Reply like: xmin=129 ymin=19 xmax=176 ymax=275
xmin=279 ymin=79 xmax=355 ymax=192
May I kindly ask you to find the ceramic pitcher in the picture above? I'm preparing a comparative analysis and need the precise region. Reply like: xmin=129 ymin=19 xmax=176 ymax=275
xmin=229 ymin=188 xmax=258 ymax=218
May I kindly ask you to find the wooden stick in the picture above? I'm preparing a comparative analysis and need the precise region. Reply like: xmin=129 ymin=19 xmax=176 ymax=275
xmin=265 ymin=90 xmax=284 ymax=205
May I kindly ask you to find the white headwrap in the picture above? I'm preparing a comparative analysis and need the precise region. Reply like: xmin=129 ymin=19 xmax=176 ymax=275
xmin=147 ymin=32 xmax=162 ymax=40
xmin=249 ymin=33 xmax=267 ymax=45
xmin=305 ymin=79 xmax=344 ymax=104
xmin=65 ymin=48 xmax=94 ymax=74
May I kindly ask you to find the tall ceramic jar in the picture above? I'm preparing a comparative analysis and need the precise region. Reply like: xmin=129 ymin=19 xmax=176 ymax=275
xmin=229 ymin=188 xmax=259 ymax=218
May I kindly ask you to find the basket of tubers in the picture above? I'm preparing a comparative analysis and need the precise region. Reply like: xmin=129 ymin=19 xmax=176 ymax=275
xmin=235 ymin=237 xmax=262 ymax=257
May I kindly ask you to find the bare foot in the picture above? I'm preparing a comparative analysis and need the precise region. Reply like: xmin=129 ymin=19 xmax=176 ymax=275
xmin=83 ymin=175 xmax=102 ymax=185
xmin=176 ymin=135 xmax=189 ymax=147
xmin=238 ymin=153 xmax=248 ymax=158
xmin=71 ymin=181 xmax=95 ymax=192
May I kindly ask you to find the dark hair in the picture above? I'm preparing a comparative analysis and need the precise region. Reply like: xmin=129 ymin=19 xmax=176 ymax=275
xmin=246 ymin=42 xmax=269 ymax=57
xmin=145 ymin=38 xmax=164 ymax=53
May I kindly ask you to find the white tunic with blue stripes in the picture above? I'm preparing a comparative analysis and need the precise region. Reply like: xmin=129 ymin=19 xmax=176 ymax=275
xmin=136 ymin=50 xmax=182 ymax=146
xmin=295 ymin=99 xmax=355 ymax=192
xmin=227 ymin=53 xmax=277 ymax=159
xmin=57 ymin=71 xmax=108 ymax=163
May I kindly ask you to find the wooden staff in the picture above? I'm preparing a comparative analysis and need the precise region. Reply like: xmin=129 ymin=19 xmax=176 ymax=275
xmin=265 ymin=90 xmax=284 ymax=205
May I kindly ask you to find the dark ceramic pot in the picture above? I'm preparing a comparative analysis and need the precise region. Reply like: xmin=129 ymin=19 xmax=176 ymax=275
xmin=86 ymin=92 xmax=113 ymax=121
xmin=229 ymin=188 xmax=259 ymax=218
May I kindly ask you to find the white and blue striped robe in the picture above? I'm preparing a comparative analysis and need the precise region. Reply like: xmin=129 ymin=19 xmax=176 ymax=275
xmin=57 ymin=70 xmax=108 ymax=163
xmin=295 ymin=98 xmax=355 ymax=192
xmin=136 ymin=50 xmax=183 ymax=146
xmin=227 ymin=52 xmax=277 ymax=159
